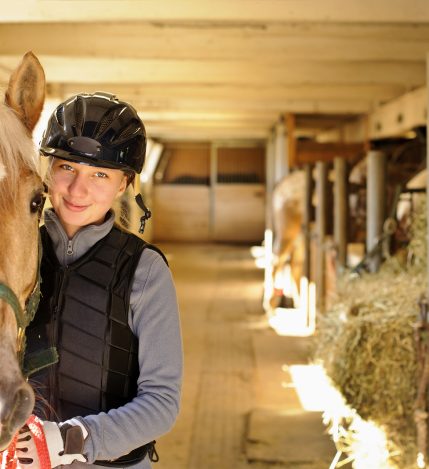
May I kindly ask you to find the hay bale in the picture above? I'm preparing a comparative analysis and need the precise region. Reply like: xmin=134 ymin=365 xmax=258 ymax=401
xmin=316 ymin=195 xmax=426 ymax=468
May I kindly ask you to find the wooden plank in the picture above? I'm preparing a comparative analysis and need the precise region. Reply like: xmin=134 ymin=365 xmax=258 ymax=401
xmin=368 ymin=86 xmax=427 ymax=139
xmin=3 ymin=23 xmax=429 ymax=61
xmin=0 ymin=56 xmax=424 ymax=87
xmin=3 ymin=1 xmax=429 ymax=23
xmin=213 ymin=184 xmax=265 ymax=242
xmin=153 ymin=185 xmax=210 ymax=241
xmin=146 ymin=125 xmax=269 ymax=141
xmin=49 ymin=83 xmax=405 ymax=103
xmin=294 ymin=141 xmax=364 ymax=166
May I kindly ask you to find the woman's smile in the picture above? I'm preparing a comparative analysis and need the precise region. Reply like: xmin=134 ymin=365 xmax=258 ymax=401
xmin=63 ymin=198 xmax=90 ymax=212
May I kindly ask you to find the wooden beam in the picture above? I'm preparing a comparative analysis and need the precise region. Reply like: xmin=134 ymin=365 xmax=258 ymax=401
xmin=368 ymin=87 xmax=427 ymax=139
xmin=145 ymin=124 xmax=268 ymax=141
xmin=2 ymin=23 xmax=429 ymax=62
xmin=295 ymin=141 xmax=364 ymax=166
xmin=0 ymin=56 xmax=424 ymax=87
xmin=46 ymin=82 xmax=405 ymax=103
xmin=3 ymin=1 xmax=429 ymax=23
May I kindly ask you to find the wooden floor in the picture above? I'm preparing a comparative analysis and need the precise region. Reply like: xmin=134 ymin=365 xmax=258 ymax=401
xmin=155 ymin=243 xmax=336 ymax=469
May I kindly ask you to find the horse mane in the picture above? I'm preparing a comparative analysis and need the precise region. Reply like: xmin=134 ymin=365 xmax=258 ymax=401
xmin=0 ymin=102 xmax=40 ymax=210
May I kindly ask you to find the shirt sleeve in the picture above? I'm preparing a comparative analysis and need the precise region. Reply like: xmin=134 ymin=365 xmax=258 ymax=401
xmin=78 ymin=248 xmax=183 ymax=463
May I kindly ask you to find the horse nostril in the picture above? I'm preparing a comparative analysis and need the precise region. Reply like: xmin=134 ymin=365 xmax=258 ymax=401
xmin=0 ymin=382 xmax=35 ymax=430
xmin=11 ymin=383 xmax=35 ymax=427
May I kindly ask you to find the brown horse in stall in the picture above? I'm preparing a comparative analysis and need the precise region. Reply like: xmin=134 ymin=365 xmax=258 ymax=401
xmin=270 ymin=170 xmax=305 ymax=308
xmin=0 ymin=53 xmax=45 ymax=450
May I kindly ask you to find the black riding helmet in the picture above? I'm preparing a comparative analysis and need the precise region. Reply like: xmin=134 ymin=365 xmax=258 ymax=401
xmin=40 ymin=91 xmax=146 ymax=174
xmin=41 ymin=92 xmax=151 ymax=233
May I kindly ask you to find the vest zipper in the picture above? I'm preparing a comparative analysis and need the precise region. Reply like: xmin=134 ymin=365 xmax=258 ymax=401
xmin=67 ymin=240 xmax=73 ymax=255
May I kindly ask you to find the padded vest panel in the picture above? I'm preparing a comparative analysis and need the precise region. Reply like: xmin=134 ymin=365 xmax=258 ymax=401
xmin=27 ymin=225 xmax=147 ymax=421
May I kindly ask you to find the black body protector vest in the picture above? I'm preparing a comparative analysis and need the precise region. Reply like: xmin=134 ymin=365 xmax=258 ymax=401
xmin=26 ymin=225 xmax=166 ymax=466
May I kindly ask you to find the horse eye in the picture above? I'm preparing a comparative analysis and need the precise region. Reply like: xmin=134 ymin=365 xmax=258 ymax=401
xmin=30 ymin=193 xmax=45 ymax=214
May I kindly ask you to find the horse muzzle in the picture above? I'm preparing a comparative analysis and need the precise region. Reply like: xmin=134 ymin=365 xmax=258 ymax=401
xmin=0 ymin=379 xmax=35 ymax=451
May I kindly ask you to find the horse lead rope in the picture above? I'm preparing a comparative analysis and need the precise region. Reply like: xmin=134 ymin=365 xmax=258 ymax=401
xmin=1 ymin=416 xmax=51 ymax=469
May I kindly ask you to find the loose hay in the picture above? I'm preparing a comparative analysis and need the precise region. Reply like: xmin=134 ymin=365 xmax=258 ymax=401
xmin=316 ymin=194 xmax=426 ymax=468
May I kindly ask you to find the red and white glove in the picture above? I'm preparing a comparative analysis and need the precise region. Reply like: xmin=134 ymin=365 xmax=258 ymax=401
xmin=16 ymin=419 xmax=87 ymax=469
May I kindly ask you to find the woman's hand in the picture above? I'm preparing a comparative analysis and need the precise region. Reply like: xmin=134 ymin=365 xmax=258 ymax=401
xmin=16 ymin=420 xmax=86 ymax=469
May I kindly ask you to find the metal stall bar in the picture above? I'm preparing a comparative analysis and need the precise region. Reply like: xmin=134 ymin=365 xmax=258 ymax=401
xmin=366 ymin=150 xmax=386 ymax=273
xmin=334 ymin=157 xmax=348 ymax=273
xmin=315 ymin=161 xmax=328 ymax=312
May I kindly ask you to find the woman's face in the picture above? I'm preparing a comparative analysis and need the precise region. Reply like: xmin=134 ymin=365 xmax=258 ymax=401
xmin=49 ymin=158 xmax=127 ymax=238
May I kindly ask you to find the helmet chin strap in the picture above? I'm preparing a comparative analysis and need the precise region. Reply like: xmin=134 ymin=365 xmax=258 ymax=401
xmin=135 ymin=193 xmax=152 ymax=234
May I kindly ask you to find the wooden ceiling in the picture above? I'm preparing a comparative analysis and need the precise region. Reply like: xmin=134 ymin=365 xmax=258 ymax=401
xmin=1 ymin=1 xmax=428 ymax=142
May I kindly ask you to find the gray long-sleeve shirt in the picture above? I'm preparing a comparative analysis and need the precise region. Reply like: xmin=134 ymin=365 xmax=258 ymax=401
xmin=43 ymin=209 xmax=183 ymax=469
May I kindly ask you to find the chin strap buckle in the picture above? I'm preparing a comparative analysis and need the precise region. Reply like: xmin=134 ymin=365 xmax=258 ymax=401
xmin=135 ymin=194 xmax=152 ymax=234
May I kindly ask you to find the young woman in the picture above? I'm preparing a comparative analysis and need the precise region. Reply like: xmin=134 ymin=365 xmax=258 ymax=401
xmin=19 ymin=92 xmax=183 ymax=469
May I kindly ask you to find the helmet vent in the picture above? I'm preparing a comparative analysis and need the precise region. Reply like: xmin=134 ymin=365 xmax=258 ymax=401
xmin=117 ymin=122 xmax=138 ymax=142
xmin=56 ymin=106 xmax=65 ymax=127
xmin=95 ymin=108 xmax=121 ymax=138
xmin=74 ymin=97 xmax=85 ymax=135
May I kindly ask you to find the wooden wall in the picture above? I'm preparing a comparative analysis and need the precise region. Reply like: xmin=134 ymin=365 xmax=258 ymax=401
xmin=152 ymin=142 xmax=266 ymax=242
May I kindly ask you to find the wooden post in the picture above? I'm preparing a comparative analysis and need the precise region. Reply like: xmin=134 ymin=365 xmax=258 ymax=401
xmin=265 ymin=128 xmax=276 ymax=231
xmin=286 ymin=113 xmax=296 ymax=169
xmin=424 ymin=59 xmax=429 ymax=296
xmin=209 ymin=142 xmax=218 ymax=240
xmin=366 ymin=150 xmax=386 ymax=273
xmin=334 ymin=157 xmax=348 ymax=273
xmin=274 ymin=115 xmax=288 ymax=184
xmin=303 ymin=163 xmax=312 ymax=281
xmin=315 ymin=161 xmax=328 ymax=312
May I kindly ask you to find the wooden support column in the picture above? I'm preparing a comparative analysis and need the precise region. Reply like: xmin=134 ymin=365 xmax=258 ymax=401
xmin=425 ymin=59 xmax=429 ymax=285
xmin=303 ymin=163 xmax=313 ymax=281
xmin=274 ymin=116 xmax=288 ymax=184
xmin=265 ymin=128 xmax=276 ymax=231
xmin=366 ymin=150 xmax=386 ymax=273
xmin=334 ymin=157 xmax=348 ymax=273
xmin=315 ymin=161 xmax=328 ymax=311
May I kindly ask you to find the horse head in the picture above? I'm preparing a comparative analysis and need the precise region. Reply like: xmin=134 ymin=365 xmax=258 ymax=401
xmin=0 ymin=52 xmax=45 ymax=450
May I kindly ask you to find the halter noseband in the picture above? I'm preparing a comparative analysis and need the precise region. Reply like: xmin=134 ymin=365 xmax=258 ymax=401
xmin=0 ymin=284 xmax=26 ymax=330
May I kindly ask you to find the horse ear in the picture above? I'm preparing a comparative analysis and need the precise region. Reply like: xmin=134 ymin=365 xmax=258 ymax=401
xmin=5 ymin=51 xmax=45 ymax=132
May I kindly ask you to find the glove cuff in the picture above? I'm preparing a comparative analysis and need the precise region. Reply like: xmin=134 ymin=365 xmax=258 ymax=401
xmin=59 ymin=424 xmax=85 ymax=455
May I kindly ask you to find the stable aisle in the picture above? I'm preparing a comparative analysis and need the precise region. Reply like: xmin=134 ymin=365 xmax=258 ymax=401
xmin=155 ymin=244 xmax=336 ymax=469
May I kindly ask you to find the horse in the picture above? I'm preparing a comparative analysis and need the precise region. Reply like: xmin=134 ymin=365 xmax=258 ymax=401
xmin=0 ymin=52 xmax=45 ymax=451
xmin=270 ymin=170 xmax=305 ymax=308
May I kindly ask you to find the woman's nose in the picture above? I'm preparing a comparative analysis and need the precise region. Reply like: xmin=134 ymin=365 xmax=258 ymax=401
xmin=68 ymin=174 xmax=88 ymax=197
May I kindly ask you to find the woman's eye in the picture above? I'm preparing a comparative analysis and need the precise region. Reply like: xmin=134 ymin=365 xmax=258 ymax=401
xmin=30 ymin=192 xmax=45 ymax=214
xmin=95 ymin=172 xmax=108 ymax=178
xmin=59 ymin=164 xmax=73 ymax=171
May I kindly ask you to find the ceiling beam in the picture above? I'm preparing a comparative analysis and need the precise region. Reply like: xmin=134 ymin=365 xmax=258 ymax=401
xmin=3 ymin=1 xmax=429 ymax=23
xmin=0 ymin=56 xmax=424 ymax=87
xmin=47 ymin=83 xmax=405 ymax=103
xmin=3 ymin=23 xmax=429 ymax=62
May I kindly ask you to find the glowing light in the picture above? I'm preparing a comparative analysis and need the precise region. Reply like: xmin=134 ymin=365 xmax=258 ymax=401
xmin=289 ymin=364 xmax=395 ymax=469
xmin=263 ymin=229 xmax=274 ymax=311
xmin=267 ymin=276 xmax=316 ymax=337
xmin=417 ymin=452 xmax=426 ymax=468
xmin=288 ymin=364 xmax=337 ymax=411
xmin=268 ymin=307 xmax=312 ymax=337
